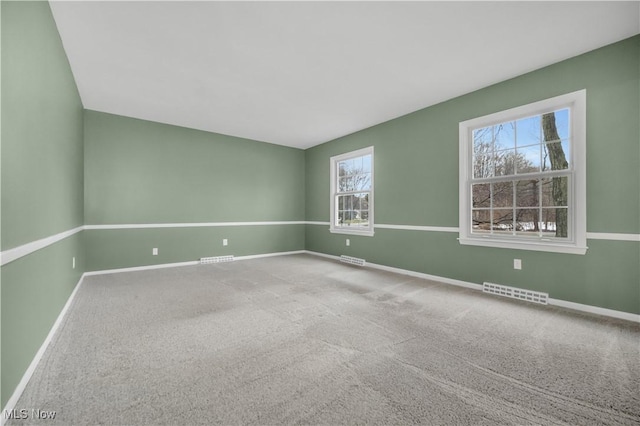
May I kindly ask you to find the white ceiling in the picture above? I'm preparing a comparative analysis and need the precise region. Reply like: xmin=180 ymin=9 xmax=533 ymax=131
xmin=50 ymin=1 xmax=639 ymax=149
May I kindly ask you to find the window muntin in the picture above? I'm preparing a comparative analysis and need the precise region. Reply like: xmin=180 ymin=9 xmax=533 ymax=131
xmin=459 ymin=90 xmax=586 ymax=254
xmin=330 ymin=147 xmax=374 ymax=236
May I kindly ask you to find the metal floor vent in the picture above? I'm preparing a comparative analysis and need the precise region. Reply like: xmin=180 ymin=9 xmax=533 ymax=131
xmin=340 ymin=255 xmax=366 ymax=267
xmin=483 ymin=282 xmax=548 ymax=305
xmin=200 ymin=255 xmax=234 ymax=264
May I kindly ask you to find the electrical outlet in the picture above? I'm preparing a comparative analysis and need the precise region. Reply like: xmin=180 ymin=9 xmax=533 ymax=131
xmin=223 ymin=239 xmax=228 ymax=246
xmin=153 ymin=248 xmax=158 ymax=256
xmin=514 ymin=259 xmax=522 ymax=270
xmin=72 ymin=257 xmax=76 ymax=269
xmin=346 ymin=239 xmax=350 ymax=246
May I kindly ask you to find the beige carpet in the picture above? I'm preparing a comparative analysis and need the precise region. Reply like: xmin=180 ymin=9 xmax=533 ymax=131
xmin=9 ymin=254 xmax=640 ymax=425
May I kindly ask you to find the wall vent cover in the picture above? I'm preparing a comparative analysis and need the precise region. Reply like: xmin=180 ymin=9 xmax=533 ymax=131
xmin=200 ymin=255 xmax=234 ymax=264
xmin=340 ymin=255 xmax=366 ymax=267
xmin=483 ymin=282 xmax=548 ymax=305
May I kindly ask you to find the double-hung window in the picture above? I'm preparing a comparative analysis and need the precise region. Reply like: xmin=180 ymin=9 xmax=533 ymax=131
xmin=459 ymin=90 xmax=587 ymax=254
xmin=330 ymin=147 xmax=374 ymax=236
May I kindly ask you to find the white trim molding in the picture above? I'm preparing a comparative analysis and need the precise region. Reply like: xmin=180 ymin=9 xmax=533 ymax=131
xmin=586 ymin=232 xmax=640 ymax=242
xmin=0 ymin=226 xmax=84 ymax=266
xmin=309 ymin=222 xmax=640 ymax=241
xmin=305 ymin=221 xmax=331 ymax=226
xmin=85 ymin=221 xmax=306 ymax=230
xmin=1 ymin=223 xmax=637 ymax=267
xmin=375 ymin=224 xmax=459 ymax=233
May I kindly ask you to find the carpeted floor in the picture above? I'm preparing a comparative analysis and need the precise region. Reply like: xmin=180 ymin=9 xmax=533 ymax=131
xmin=8 ymin=254 xmax=640 ymax=425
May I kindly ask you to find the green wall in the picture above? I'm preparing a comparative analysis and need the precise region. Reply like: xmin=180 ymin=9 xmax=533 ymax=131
xmin=305 ymin=35 xmax=640 ymax=314
xmin=83 ymin=111 xmax=306 ymax=270
xmin=1 ymin=1 xmax=85 ymax=408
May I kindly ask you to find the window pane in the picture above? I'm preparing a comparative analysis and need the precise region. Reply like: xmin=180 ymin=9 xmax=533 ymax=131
xmin=516 ymin=115 xmax=541 ymax=145
xmin=540 ymin=208 xmax=556 ymax=234
xmin=543 ymin=142 xmax=570 ymax=171
xmin=515 ymin=179 xmax=539 ymax=208
xmin=348 ymin=158 xmax=357 ymax=174
xmin=515 ymin=209 xmax=539 ymax=236
xmin=541 ymin=112 xmax=564 ymax=144
xmin=553 ymin=108 xmax=570 ymax=140
xmin=473 ymin=126 xmax=493 ymax=147
xmin=541 ymin=176 xmax=568 ymax=207
xmin=541 ymin=207 xmax=568 ymax=238
xmin=473 ymin=145 xmax=495 ymax=178
xmin=362 ymin=155 xmax=372 ymax=173
xmin=516 ymin=145 xmax=541 ymax=174
xmin=495 ymin=149 xmax=517 ymax=176
xmin=338 ymin=159 xmax=349 ymax=176
xmin=339 ymin=155 xmax=371 ymax=191
xmin=352 ymin=192 xmax=365 ymax=210
xmin=337 ymin=193 xmax=370 ymax=227
xmin=351 ymin=157 xmax=361 ymax=174
xmin=353 ymin=173 xmax=371 ymax=191
xmin=338 ymin=161 xmax=348 ymax=177
xmin=338 ymin=177 xmax=351 ymax=192
xmin=473 ymin=127 xmax=494 ymax=179
xmin=494 ymin=122 xmax=515 ymax=151
xmin=492 ymin=209 xmax=513 ymax=233
xmin=472 ymin=184 xmax=491 ymax=208
xmin=339 ymin=194 xmax=353 ymax=210
xmin=492 ymin=181 xmax=513 ymax=208
xmin=472 ymin=210 xmax=492 ymax=234
xmin=541 ymin=110 xmax=568 ymax=143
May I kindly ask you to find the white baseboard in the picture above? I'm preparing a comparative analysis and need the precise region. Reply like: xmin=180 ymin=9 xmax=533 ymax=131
xmin=303 ymin=251 xmax=340 ymax=261
xmin=548 ymin=298 xmax=640 ymax=323
xmin=235 ymin=250 xmax=306 ymax=261
xmin=303 ymin=250 xmax=639 ymax=323
xmin=1 ymin=274 xmax=86 ymax=426
xmin=83 ymin=260 xmax=200 ymax=276
xmin=366 ymin=260 xmax=483 ymax=291
xmin=303 ymin=250 xmax=482 ymax=291
xmin=83 ymin=250 xmax=307 ymax=276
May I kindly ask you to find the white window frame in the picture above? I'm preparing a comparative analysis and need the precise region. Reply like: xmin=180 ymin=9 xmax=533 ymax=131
xmin=458 ymin=90 xmax=587 ymax=255
xmin=330 ymin=146 xmax=375 ymax=236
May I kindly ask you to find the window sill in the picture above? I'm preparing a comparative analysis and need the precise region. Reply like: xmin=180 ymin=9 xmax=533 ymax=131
xmin=330 ymin=228 xmax=375 ymax=237
xmin=458 ymin=237 xmax=587 ymax=255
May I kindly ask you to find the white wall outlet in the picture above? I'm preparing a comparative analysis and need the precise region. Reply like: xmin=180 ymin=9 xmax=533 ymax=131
xmin=153 ymin=248 xmax=158 ymax=256
xmin=346 ymin=238 xmax=350 ymax=246
xmin=514 ymin=259 xmax=522 ymax=270
xmin=223 ymin=239 xmax=228 ymax=246
xmin=72 ymin=257 xmax=76 ymax=269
